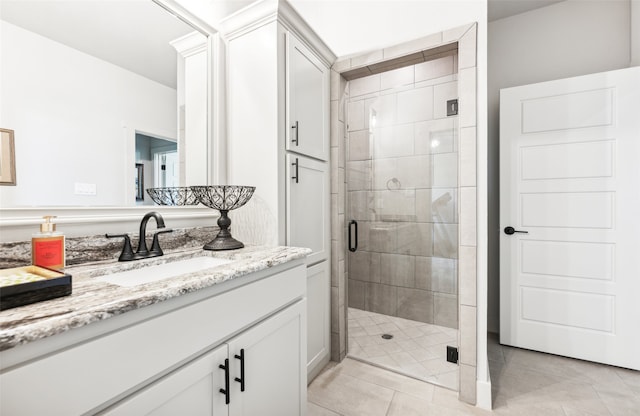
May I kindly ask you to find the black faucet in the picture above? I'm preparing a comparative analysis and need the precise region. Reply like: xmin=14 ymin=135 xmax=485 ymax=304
xmin=106 ymin=211 xmax=173 ymax=261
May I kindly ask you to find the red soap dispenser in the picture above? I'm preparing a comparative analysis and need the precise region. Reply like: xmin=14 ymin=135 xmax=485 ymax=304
xmin=32 ymin=216 xmax=65 ymax=270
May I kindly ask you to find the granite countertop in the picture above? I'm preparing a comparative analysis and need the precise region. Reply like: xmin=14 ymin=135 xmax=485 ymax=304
xmin=0 ymin=245 xmax=310 ymax=352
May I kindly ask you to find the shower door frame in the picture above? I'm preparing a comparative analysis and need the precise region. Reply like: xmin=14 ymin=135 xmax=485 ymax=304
xmin=328 ymin=23 xmax=480 ymax=405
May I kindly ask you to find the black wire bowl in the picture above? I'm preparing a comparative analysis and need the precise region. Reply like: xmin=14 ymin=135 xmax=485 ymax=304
xmin=190 ymin=185 xmax=256 ymax=250
xmin=146 ymin=187 xmax=200 ymax=206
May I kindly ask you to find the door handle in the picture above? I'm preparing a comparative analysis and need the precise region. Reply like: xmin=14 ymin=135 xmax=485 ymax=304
xmin=348 ymin=220 xmax=358 ymax=252
xmin=234 ymin=349 xmax=245 ymax=392
xmin=291 ymin=158 xmax=299 ymax=183
xmin=291 ymin=121 xmax=299 ymax=146
xmin=219 ymin=358 xmax=230 ymax=404
xmin=504 ymin=226 xmax=528 ymax=235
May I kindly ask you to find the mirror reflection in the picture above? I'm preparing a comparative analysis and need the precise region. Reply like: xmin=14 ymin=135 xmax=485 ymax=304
xmin=0 ymin=0 xmax=209 ymax=207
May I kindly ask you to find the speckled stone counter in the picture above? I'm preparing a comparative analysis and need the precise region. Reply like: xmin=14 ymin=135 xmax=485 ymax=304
xmin=0 ymin=245 xmax=310 ymax=351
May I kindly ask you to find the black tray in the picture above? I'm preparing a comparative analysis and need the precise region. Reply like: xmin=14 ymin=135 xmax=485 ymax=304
xmin=0 ymin=266 xmax=72 ymax=311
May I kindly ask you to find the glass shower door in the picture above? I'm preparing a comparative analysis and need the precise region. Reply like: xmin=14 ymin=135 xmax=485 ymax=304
xmin=346 ymin=57 xmax=460 ymax=389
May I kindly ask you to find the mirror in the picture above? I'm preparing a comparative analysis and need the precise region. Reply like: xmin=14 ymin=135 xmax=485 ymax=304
xmin=0 ymin=0 xmax=210 ymax=207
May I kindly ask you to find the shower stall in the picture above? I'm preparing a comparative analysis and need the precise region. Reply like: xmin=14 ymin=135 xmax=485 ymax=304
xmin=345 ymin=53 xmax=460 ymax=389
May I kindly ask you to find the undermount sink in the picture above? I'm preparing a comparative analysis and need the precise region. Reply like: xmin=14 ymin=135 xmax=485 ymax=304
xmin=96 ymin=256 xmax=234 ymax=287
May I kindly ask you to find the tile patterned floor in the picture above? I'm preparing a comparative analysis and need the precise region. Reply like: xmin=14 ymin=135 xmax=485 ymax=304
xmin=308 ymin=333 xmax=640 ymax=416
xmin=348 ymin=307 xmax=459 ymax=390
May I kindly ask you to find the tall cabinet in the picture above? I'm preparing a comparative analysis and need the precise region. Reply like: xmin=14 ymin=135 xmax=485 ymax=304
xmin=221 ymin=0 xmax=335 ymax=382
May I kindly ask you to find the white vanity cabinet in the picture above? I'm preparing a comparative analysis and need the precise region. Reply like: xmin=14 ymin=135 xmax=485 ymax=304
xmin=222 ymin=0 xmax=335 ymax=383
xmin=0 ymin=261 xmax=307 ymax=416
xmin=105 ymin=300 xmax=305 ymax=416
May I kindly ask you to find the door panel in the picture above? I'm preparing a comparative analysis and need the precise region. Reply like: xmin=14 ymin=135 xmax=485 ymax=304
xmin=500 ymin=67 xmax=640 ymax=370
xmin=306 ymin=261 xmax=330 ymax=380
xmin=228 ymin=300 xmax=306 ymax=416
xmin=104 ymin=344 xmax=229 ymax=416
xmin=286 ymin=33 xmax=329 ymax=161
xmin=286 ymin=153 xmax=329 ymax=265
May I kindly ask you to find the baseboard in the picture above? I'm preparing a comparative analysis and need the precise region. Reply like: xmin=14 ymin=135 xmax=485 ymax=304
xmin=476 ymin=378 xmax=492 ymax=410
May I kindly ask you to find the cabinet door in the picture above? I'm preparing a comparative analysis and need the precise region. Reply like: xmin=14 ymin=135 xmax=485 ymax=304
xmin=306 ymin=261 xmax=330 ymax=381
xmin=286 ymin=33 xmax=329 ymax=161
xmin=104 ymin=344 xmax=229 ymax=416
xmin=228 ymin=300 xmax=306 ymax=416
xmin=286 ymin=153 xmax=329 ymax=265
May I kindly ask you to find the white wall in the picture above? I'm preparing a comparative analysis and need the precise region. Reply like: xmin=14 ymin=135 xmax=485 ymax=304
xmin=487 ymin=0 xmax=633 ymax=333
xmin=0 ymin=21 xmax=176 ymax=207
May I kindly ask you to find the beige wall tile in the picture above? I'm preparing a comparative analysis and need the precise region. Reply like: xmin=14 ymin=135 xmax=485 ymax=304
xmin=348 ymin=278 xmax=365 ymax=309
xmin=383 ymin=32 xmax=443 ymax=61
xmin=415 ymin=55 xmax=455 ymax=82
xmin=348 ymin=130 xmax=370 ymax=161
xmin=397 ymin=287 xmax=434 ymax=323
xmin=332 ymin=57 xmax=351 ymax=72
xmin=380 ymin=253 xmax=416 ymax=287
xmin=459 ymin=363 xmax=477 ymax=404
xmin=350 ymin=72 xmax=381 ymax=97
xmin=347 ymin=161 xmax=371 ymax=191
xmin=350 ymin=49 xmax=384 ymax=69
xmin=459 ymin=305 xmax=477 ymax=366
xmin=415 ymin=188 xmax=433 ymax=222
xmin=381 ymin=65 xmax=415 ymax=91
xmin=365 ymin=282 xmax=398 ymax=316
xmin=459 ymin=67 xmax=476 ymax=128
xmin=459 ymin=127 xmax=476 ymax=187
xmin=431 ymin=257 xmax=457 ymax=294
xmin=434 ymin=292 xmax=458 ymax=328
xmin=397 ymin=86 xmax=434 ymax=124
xmin=433 ymin=223 xmax=458 ymax=259
xmin=347 ymin=100 xmax=365 ymax=131
xmin=415 ymin=118 xmax=457 ymax=155
xmin=431 ymin=188 xmax=457 ymax=223
xmin=373 ymin=124 xmax=414 ymax=158
xmin=432 ymin=152 xmax=458 ymax=188
xmin=459 ymin=246 xmax=477 ymax=306
xmin=415 ymin=256 xmax=433 ymax=290
xmin=398 ymin=155 xmax=432 ymax=189
xmin=460 ymin=187 xmax=477 ymax=246
xmin=458 ymin=28 xmax=477 ymax=70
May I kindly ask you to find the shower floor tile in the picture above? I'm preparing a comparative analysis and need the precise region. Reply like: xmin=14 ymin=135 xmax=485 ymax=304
xmin=348 ymin=307 xmax=459 ymax=390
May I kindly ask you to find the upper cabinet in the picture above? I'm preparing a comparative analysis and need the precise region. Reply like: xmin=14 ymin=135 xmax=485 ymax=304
xmin=286 ymin=34 xmax=330 ymax=161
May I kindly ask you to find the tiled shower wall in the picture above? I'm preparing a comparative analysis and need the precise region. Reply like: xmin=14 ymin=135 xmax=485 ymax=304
xmin=345 ymin=56 xmax=459 ymax=329
xmin=331 ymin=23 xmax=479 ymax=404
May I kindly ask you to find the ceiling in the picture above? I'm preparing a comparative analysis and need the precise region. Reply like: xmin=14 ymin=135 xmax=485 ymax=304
xmin=487 ymin=0 xmax=565 ymax=21
xmin=0 ymin=0 xmax=567 ymax=88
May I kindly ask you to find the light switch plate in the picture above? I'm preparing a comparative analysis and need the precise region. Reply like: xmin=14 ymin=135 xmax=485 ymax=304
xmin=74 ymin=182 xmax=97 ymax=195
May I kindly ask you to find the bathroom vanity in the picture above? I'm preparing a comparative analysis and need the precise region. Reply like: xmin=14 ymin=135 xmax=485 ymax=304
xmin=0 ymin=246 xmax=310 ymax=415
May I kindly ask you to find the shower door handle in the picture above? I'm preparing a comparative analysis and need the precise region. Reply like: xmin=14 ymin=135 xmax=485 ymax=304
xmin=348 ymin=220 xmax=358 ymax=252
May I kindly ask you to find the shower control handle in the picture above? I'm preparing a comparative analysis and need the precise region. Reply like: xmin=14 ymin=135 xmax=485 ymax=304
xmin=348 ymin=220 xmax=358 ymax=252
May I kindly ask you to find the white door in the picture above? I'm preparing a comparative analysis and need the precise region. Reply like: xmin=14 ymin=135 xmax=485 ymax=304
xmin=104 ymin=344 xmax=229 ymax=415
xmin=228 ymin=300 xmax=306 ymax=416
xmin=286 ymin=32 xmax=329 ymax=161
xmin=500 ymin=67 xmax=640 ymax=370
xmin=286 ymin=153 xmax=330 ymax=265
xmin=306 ymin=261 xmax=330 ymax=381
